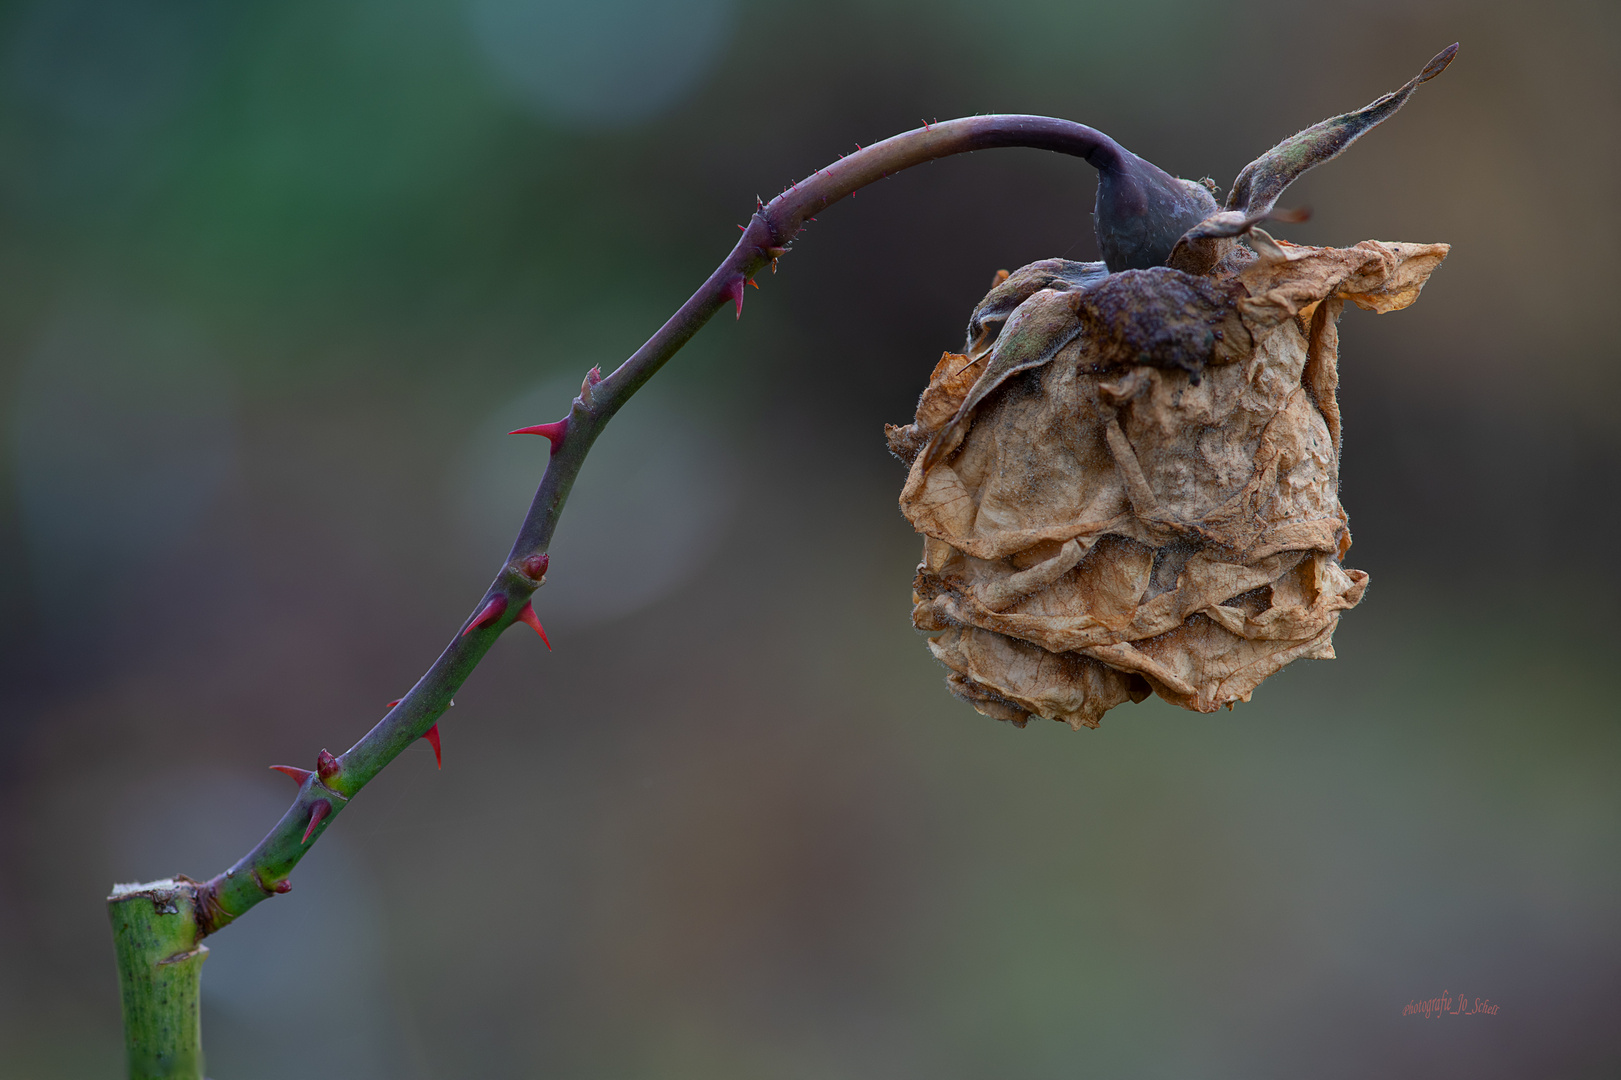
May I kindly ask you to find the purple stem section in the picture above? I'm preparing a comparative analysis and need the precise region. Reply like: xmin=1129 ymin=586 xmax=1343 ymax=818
xmin=194 ymin=115 xmax=1126 ymax=933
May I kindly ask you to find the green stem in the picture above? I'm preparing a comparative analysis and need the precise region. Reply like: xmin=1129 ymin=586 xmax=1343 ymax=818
xmin=107 ymin=881 xmax=209 ymax=1080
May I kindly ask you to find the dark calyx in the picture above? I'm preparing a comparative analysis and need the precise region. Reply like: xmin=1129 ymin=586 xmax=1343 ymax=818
xmin=1091 ymin=147 xmax=1219 ymax=272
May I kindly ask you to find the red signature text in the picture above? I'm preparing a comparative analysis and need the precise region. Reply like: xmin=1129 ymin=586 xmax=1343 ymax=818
xmin=1402 ymin=991 xmax=1499 ymax=1018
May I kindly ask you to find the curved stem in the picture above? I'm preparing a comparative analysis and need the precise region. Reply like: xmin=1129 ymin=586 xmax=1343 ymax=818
xmin=102 ymin=124 xmax=1152 ymax=1012
xmin=183 ymin=115 xmax=1128 ymax=932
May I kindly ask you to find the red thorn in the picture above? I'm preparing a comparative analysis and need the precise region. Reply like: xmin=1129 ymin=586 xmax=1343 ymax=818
xmin=509 ymin=418 xmax=568 ymax=452
xmin=316 ymin=749 xmax=340 ymax=781
xmin=737 ymin=223 xmax=746 ymax=231
xmin=723 ymin=275 xmax=745 ymax=319
xmin=585 ymin=366 xmax=602 ymax=386
xmin=421 ymin=723 xmax=442 ymax=769
xmin=462 ymin=594 xmax=508 ymax=636
xmin=272 ymin=879 xmax=293 ymax=894
xmin=302 ymin=799 xmax=331 ymax=843
xmin=384 ymin=698 xmax=402 ymax=709
xmin=518 ymin=601 xmax=551 ymax=650
xmin=270 ymin=765 xmax=312 ymax=785
xmin=748 ymin=278 xmax=759 ymax=290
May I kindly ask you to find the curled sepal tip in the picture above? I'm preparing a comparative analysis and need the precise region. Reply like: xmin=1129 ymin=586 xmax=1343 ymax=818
xmin=1166 ymin=206 xmax=1311 ymax=274
xmin=1225 ymin=43 xmax=1458 ymax=219
xmin=517 ymin=600 xmax=551 ymax=650
xmin=301 ymin=799 xmax=332 ymax=844
xmin=421 ymin=723 xmax=442 ymax=769
xmin=462 ymin=595 xmax=508 ymax=637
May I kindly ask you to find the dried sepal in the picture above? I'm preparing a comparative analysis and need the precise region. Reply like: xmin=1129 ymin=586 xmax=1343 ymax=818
xmin=1225 ymin=44 xmax=1457 ymax=220
xmin=920 ymin=287 xmax=1086 ymax=471
xmin=1169 ymin=45 xmax=1454 ymax=279
xmin=963 ymin=259 xmax=1108 ymax=357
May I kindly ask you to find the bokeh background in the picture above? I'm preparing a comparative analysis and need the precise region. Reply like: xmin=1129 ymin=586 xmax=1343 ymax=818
xmin=1 ymin=0 xmax=1617 ymax=1077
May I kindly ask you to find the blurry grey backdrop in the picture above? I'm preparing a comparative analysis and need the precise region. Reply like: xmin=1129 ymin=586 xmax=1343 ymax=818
xmin=1 ymin=1 xmax=1617 ymax=1077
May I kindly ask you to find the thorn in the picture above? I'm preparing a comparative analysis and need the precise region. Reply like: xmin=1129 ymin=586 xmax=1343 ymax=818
xmin=722 ymin=275 xmax=746 ymax=319
xmin=302 ymin=799 xmax=331 ymax=844
xmin=421 ymin=723 xmax=442 ymax=768
xmin=585 ymin=366 xmax=602 ymax=386
xmin=384 ymin=698 xmax=402 ymax=709
xmin=756 ymin=195 xmax=764 ymax=210
xmin=273 ymin=879 xmax=293 ymax=894
xmin=748 ymin=278 xmax=758 ymax=290
xmin=316 ymin=749 xmax=340 ymax=781
xmin=270 ymin=765 xmax=312 ymax=785
xmin=518 ymin=601 xmax=551 ymax=650
xmin=737 ymin=223 xmax=746 ymax=231
xmin=510 ymin=418 xmax=568 ymax=452
xmin=462 ymin=595 xmax=508 ymax=637
xmin=520 ymin=552 xmax=550 ymax=581
xmin=855 ymin=142 xmax=862 ymax=150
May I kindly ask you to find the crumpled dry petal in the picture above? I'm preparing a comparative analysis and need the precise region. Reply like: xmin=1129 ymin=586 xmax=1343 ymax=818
xmin=888 ymin=239 xmax=1447 ymax=728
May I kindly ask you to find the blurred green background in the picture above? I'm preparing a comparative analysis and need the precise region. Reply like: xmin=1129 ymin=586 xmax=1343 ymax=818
xmin=1 ymin=0 xmax=1617 ymax=1076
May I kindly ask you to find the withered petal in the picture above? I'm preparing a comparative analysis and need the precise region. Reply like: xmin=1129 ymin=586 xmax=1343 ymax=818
xmin=894 ymin=238 xmax=1447 ymax=729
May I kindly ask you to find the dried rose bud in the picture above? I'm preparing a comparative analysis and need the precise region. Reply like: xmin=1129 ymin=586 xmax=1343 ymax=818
xmin=887 ymin=47 xmax=1455 ymax=729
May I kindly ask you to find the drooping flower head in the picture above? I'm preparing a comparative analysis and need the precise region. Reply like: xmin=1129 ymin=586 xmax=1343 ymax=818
xmin=888 ymin=46 xmax=1456 ymax=729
